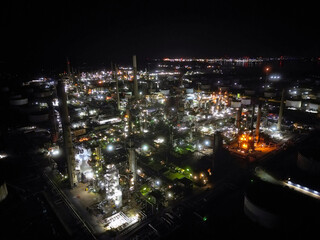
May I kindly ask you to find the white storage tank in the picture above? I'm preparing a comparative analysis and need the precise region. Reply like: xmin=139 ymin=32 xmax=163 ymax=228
xmin=264 ymin=92 xmax=276 ymax=98
xmin=28 ymin=112 xmax=49 ymax=123
xmin=241 ymin=98 xmax=251 ymax=105
xmin=186 ymin=88 xmax=194 ymax=94
xmin=307 ymin=103 xmax=320 ymax=111
xmin=244 ymin=90 xmax=255 ymax=96
xmin=230 ymin=101 xmax=241 ymax=108
xmin=297 ymin=150 xmax=320 ymax=175
xmin=285 ymin=100 xmax=301 ymax=109
xmin=1 ymin=87 xmax=9 ymax=93
xmin=0 ymin=180 xmax=8 ymax=202
xmin=34 ymin=91 xmax=52 ymax=98
xmin=201 ymin=84 xmax=210 ymax=90
xmin=10 ymin=98 xmax=28 ymax=106
xmin=160 ymin=89 xmax=170 ymax=95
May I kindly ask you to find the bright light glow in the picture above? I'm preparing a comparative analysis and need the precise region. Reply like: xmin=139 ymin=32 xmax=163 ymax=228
xmin=286 ymin=180 xmax=320 ymax=199
xmin=104 ymin=164 xmax=122 ymax=207
xmin=52 ymin=150 xmax=60 ymax=155
xmin=154 ymin=137 xmax=165 ymax=144
xmin=271 ymin=126 xmax=277 ymax=131
xmin=85 ymin=171 xmax=94 ymax=179
xmin=103 ymin=212 xmax=139 ymax=231
xmin=142 ymin=144 xmax=149 ymax=151
xmin=107 ymin=145 xmax=114 ymax=151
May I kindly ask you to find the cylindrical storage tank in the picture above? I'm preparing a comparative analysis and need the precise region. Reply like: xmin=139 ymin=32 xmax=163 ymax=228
xmin=307 ymin=103 xmax=319 ymax=111
xmin=231 ymin=101 xmax=241 ymax=108
xmin=11 ymin=94 xmax=22 ymax=99
xmin=220 ymin=86 xmax=229 ymax=91
xmin=186 ymin=88 xmax=194 ymax=94
xmin=160 ymin=89 xmax=170 ymax=95
xmin=285 ymin=100 xmax=301 ymax=108
xmin=1 ymin=87 xmax=9 ymax=93
xmin=24 ymin=87 xmax=34 ymax=94
xmin=245 ymin=90 xmax=255 ymax=96
xmin=297 ymin=150 xmax=320 ymax=175
xmin=241 ymin=98 xmax=251 ymax=105
xmin=34 ymin=91 xmax=52 ymax=98
xmin=0 ymin=180 xmax=8 ymax=202
xmin=264 ymin=92 xmax=276 ymax=98
xmin=10 ymin=98 xmax=28 ymax=106
xmin=244 ymin=195 xmax=281 ymax=229
xmin=28 ymin=112 xmax=49 ymax=123
xmin=201 ymin=84 xmax=210 ymax=90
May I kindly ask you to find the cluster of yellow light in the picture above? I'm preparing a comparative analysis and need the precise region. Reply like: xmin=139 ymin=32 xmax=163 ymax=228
xmin=211 ymin=91 xmax=229 ymax=106
xmin=192 ymin=172 xmax=208 ymax=184
xmin=79 ymin=137 xmax=89 ymax=142
xmin=239 ymin=133 xmax=253 ymax=150
xmin=239 ymin=134 xmax=253 ymax=142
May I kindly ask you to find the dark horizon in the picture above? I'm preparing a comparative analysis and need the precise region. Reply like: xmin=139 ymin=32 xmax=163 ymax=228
xmin=1 ymin=0 xmax=320 ymax=76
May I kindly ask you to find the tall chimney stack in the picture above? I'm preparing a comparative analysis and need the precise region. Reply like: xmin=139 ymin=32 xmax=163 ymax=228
xmin=277 ymin=89 xmax=285 ymax=131
xmin=250 ymin=104 xmax=255 ymax=132
xmin=114 ymin=64 xmax=120 ymax=111
xmin=57 ymin=79 xmax=76 ymax=188
xmin=212 ymin=131 xmax=223 ymax=169
xmin=255 ymin=103 xmax=262 ymax=142
xmin=236 ymin=107 xmax=242 ymax=129
xmin=66 ymin=58 xmax=72 ymax=79
xmin=133 ymin=55 xmax=139 ymax=98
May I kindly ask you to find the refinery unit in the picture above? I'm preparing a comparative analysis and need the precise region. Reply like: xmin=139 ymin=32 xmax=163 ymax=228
xmin=1 ymin=56 xmax=320 ymax=238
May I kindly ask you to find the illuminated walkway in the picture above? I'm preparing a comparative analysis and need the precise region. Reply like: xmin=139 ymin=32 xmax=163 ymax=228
xmin=254 ymin=167 xmax=320 ymax=200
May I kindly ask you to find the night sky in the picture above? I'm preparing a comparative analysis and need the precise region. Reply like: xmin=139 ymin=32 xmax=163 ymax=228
xmin=1 ymin=0 xmax=319 ymax=74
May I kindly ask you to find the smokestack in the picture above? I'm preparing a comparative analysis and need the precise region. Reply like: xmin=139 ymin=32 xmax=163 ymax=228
xmin=236 ymin=107 xmax=242 ymax=129
xmin=250 ymin=104 xmax=255 ymax=132
xmin=66 ymin=58 xmax=72 ymax=78
xmin=213 ymin=132 xmax=222 ymax=151
xmin=277 ymin=89 xmax=285 ymax=131
xmin=128 ymin=139 xmax=137 ymax=183
xmin=180 ymin=74 xmax=183 ymax=88
xmin=57 ymin=79 xmax=76 ymax=188
xmin=133 ymin=55 xmax=139 ymax=98
xmin=114 ymin=64 xmax=120 ymax=111
xmin=126 ymin=101 xmax=137 ymax=183
xmin=48 ymin=97 xmax=58 ymax=144
xmin=255 ymin=104 xmax=262 ymax=142
xmin=212 ymin=131 xmax=223 ymax=169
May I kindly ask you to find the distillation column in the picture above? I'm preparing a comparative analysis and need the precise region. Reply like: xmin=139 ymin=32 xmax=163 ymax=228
xmin=133 ymin=55 xmax=139 ymax=99
xmin=277 ymin=89 xmax=285 ymax=131
xmin=114 ymin=64 xmax=120 ymax=111
xmin=57 ymin=79 xmax=76 ymax=188
xmin=255 ymin=104 xmax=262 ymax=142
